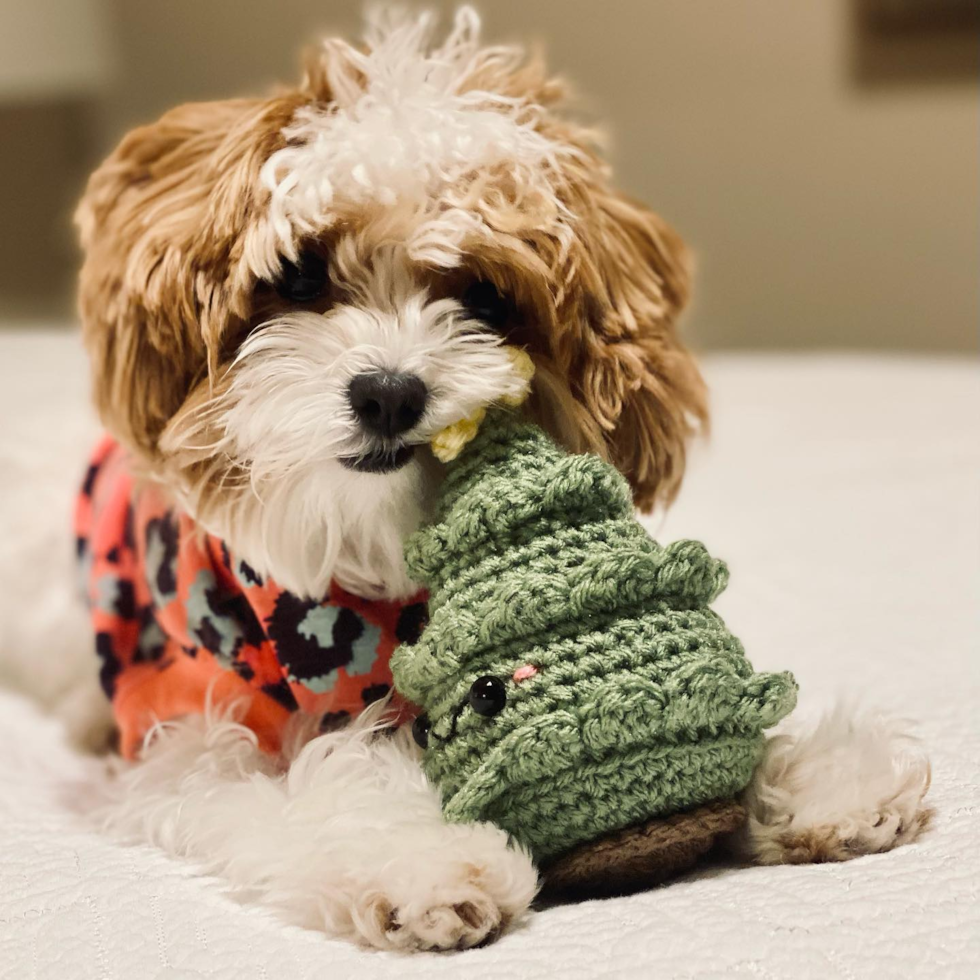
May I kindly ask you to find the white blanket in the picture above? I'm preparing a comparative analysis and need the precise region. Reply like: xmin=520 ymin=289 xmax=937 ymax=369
xmin=0 ymin=332 xmax=977 ymax=979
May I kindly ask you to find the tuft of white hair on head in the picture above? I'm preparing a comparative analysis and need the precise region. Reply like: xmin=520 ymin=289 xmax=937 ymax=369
xmin=734 ymin=703 xmax=932 ymax=865
xmin=259 ymin=5 xmax=570 ymax=267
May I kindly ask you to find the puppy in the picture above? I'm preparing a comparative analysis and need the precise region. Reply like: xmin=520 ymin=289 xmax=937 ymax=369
xmin=68 ymin=8 xmax=930 ymax=951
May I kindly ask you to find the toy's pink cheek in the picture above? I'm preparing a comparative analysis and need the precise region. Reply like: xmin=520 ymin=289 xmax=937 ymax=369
xmin=512 ymin=665 xmax=538 ymax=683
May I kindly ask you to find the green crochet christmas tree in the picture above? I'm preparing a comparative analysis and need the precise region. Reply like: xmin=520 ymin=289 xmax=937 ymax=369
xmin=391 ymin=408 xmax=797 ymax=864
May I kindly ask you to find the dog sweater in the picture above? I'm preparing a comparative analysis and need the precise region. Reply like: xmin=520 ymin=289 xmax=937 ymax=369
xmin=75 ymin=436 xmax=426 ymax=758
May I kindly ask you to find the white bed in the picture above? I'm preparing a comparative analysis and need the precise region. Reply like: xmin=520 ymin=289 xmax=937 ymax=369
xmin=0 ymin=330 xmax=977 ymax=980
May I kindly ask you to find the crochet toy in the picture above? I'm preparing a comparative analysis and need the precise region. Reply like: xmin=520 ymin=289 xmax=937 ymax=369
xmin=391 ymin=391 xmax=798 ymax=896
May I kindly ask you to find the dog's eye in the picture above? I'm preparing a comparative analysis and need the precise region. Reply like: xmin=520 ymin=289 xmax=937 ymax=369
xmin=462 ymin=280 xmax=510 ymax=331
xmin=276 ymin=250 xmax=328 ymax=303
xmin=468 ymin=676 xmax=507 ymax=717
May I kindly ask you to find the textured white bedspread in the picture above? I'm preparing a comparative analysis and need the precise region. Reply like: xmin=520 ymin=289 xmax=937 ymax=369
xmin=0 ymin=331 xmax=977 ymax=979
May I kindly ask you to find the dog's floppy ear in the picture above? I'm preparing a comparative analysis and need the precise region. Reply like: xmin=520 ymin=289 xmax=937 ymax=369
xmin=75 ymin=95 xmax=301 ymax=456
xmin=569 ymin=188 xmax=707 ymax=511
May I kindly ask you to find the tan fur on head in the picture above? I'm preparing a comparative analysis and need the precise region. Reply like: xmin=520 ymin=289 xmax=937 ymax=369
xmin=75 ymin=95 xmax=305 ymax=456
xmin=534 ymin=166 xmax=706 ymax=509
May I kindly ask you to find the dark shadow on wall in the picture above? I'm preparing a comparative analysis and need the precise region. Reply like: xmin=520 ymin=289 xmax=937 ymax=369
xmin=0 ymin=101 xmax=100 ymax=324
xmin=851 ymin=0 xmax=980 ymax=85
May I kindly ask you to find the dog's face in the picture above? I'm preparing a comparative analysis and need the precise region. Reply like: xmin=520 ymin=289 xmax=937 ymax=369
xmin=75 ymin=9 xmax=706 ymax=600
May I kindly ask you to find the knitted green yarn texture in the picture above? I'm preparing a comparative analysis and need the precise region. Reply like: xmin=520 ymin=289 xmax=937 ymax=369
xmin=391 ymin=408 xmax=798 ymax=862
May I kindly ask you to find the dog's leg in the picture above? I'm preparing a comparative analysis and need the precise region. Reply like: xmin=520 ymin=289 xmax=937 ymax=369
xmin=96 ymin=708 xmax=537 ymax=950
xmin=734 ymin=705 xmax=932 ymax=865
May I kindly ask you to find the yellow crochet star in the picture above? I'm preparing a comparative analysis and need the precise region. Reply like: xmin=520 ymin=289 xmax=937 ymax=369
xmin=431 ymin=347 xmax=534 ymax=463
xmin=499 ymin=347 xmax=535 ymax=405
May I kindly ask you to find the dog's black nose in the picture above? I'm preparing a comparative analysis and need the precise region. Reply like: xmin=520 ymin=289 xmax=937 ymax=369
xmin=348 ymin=371 xmax=428 ymax=438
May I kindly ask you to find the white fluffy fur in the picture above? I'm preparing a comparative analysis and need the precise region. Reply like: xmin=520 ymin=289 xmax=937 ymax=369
xmin=96 ymin=704 xmax=537 ymax=950
xmin=258 ymin=7 xmax=568 ymax=272
xmin=737 ymin=705 xmax=932 ymax=864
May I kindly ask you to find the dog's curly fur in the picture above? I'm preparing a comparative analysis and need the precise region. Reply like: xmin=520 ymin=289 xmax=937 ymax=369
xmin=58 ymin=8 xmax=932 ymax=951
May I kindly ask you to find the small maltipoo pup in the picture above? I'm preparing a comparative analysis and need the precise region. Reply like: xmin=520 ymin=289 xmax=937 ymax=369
xmin=61 ymin=7 xmax=929 ymax=951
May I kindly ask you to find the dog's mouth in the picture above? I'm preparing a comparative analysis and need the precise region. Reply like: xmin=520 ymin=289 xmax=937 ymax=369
xmin=339 ymin=444 xmax=416 ymax=475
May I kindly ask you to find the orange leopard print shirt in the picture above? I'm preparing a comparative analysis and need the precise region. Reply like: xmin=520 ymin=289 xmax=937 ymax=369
xmin=75 ymin=436 xmax=427 ymax=758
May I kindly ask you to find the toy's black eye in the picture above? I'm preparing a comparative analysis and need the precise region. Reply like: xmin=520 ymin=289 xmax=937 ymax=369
xmin=462 ymin=280 xmax=510 ymax=330
xmin=276 ymin=249 xmax=327 ymax=303
xmin=412 ymin=714 xmax=431 ymax=749
xmin=468 ymin=676 xmax=507 ymax=717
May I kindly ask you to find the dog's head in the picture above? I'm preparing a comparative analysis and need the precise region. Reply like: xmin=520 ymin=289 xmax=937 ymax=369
xmin=75 ymin=8 xmax=706 ymax=600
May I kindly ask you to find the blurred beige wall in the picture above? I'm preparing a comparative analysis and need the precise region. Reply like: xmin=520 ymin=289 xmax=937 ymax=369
xmin=1 ymin=0 xmax=977 ymax=351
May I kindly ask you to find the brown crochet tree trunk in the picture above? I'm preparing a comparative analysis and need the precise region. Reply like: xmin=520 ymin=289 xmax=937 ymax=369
xmin=540 ymin=799 xmax=746 ymax=901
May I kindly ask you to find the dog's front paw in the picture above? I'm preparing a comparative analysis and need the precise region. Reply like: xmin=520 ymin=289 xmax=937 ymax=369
xmin=360 ymin=887 xmax=501 ymax=951
xmin=737 ymin=707 xmax=932 ymax=865
xmin=352 ymin=824 xmax=537 ymax=951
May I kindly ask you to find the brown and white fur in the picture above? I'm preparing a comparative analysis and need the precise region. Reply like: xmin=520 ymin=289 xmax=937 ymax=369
xmin=32 ymin=8 xmax=930 ymax=951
